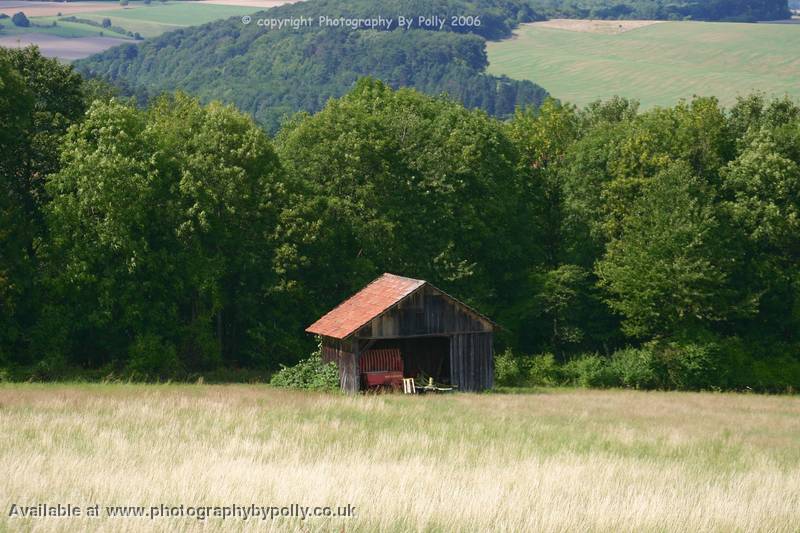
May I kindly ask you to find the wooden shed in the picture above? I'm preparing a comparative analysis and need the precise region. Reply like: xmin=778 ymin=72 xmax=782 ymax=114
xmin=306 ymin=273 xmax=495 ymax=393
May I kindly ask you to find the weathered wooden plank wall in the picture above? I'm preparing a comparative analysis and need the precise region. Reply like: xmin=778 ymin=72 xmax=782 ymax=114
xmin=339 ymin=350 xmax=358 ymax=393
xmin=450 ymin=333 xmax=493 ymax=391
xmin=360 ymin=285 xmax=491 ymax=339
xmin=321 ymin=337 xmax=359 ymax=393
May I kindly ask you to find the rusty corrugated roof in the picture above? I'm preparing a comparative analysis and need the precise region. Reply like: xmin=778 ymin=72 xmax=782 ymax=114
xmin=305 ymin=273 xmax=425 ymax=339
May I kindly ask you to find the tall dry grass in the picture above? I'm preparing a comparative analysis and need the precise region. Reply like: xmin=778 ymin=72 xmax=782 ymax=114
xmin=1 ymin=384 xmax=798 ymax=532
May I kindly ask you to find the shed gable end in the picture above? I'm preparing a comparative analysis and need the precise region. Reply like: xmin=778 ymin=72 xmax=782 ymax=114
xmin=358 ymin=285 xmax=492 ymax=339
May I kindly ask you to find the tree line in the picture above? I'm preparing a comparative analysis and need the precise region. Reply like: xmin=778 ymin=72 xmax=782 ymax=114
xmin=2 ymin=47 xmax=799 ymax=390
xmin=528 ymin=0 xmax=790 ymax=21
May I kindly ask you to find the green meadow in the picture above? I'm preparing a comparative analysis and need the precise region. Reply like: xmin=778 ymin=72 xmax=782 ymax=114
xmin=487 ymin=21 xmax=800 ymax=109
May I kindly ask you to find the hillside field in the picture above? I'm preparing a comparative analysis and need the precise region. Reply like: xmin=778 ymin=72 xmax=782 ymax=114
xmin=69 ymin=2 xmax=266 ymax=38
xmin=1 ymin=384 xmax=798 ymax=531
xmin=0 ymin=0 xmax=293 ymax=59
xmin=487 ymin=20 xmax=800 ymax=109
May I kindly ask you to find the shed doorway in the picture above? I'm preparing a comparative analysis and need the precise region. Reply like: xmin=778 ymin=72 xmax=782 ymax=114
xmin=369 ymin=336 xmax=451 ymax=385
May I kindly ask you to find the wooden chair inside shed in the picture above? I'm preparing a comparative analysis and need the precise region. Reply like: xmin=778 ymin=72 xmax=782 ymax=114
xmin=360 ymin=349 xmax=404 ymax=391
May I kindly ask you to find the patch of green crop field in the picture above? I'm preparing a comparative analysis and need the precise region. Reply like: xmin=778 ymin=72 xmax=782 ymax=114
xmin=487 ymin=21 xmax=800 ymax=109
xmin=89 ymin=3 xmax=259 ymax=27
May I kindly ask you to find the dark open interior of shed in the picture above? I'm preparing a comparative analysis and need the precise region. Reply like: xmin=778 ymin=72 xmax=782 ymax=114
xmin=369 ymin=337 xmax=451 ymax=384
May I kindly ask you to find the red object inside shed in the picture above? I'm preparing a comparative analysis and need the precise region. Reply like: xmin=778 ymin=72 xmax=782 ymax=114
xmin=360 ymin=349 xmax=404 ymax=389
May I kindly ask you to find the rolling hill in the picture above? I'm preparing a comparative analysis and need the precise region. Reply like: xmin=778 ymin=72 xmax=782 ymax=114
xmin=73 ymin=0 xmax=793 ymax=129
xmin=75 ymin=0 xmax=550 ymax=131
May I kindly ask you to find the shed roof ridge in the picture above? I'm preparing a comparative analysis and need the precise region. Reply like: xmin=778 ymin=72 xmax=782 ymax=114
xmin=381 ymin=272 xmax=425 ymax=283
xmin=320 ymin=272 xmax=423 ymax=315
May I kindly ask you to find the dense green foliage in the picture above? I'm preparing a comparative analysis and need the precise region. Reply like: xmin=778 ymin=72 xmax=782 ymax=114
xmin=498 ymin=342 xmax=800 ymax=392
xmin=528 ymin=0 xmax=790 ymax=21
xmin=273 ymin=79 xmax=528 ymax=321
xmin=46 ymin=92 xmax=286 ymax=376
xmin=3 ymin=47 xmax=800 ymax=391
xmin=0 ymin=47 xmax=89 ymax=374
xmin=269 ymin=343 xmax=340 ymax=391
xmin=75 ymin=0 xmax=548 ymax=132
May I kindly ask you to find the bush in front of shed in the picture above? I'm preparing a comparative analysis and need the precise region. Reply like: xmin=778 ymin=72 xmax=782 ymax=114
xmin=270 ymin=346 xmax=339 ymax=391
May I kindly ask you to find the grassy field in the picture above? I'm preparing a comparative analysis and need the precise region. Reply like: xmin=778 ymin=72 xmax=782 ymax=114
xmin=1 ymin=385 xmax=798 ymax=531
xmin=0 ymin=19 xmax=129 ymax=39
xmin=77 ymin=3 xmax=262 ymax=37
xmin=487 ymin=20 xmax=800 ymax=110
xmin=91 ymin=2 xmax=259 ymax=25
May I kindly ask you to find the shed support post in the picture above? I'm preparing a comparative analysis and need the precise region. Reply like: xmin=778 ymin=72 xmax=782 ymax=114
xmin=351 ymin=339 xmax=361 ymax=394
